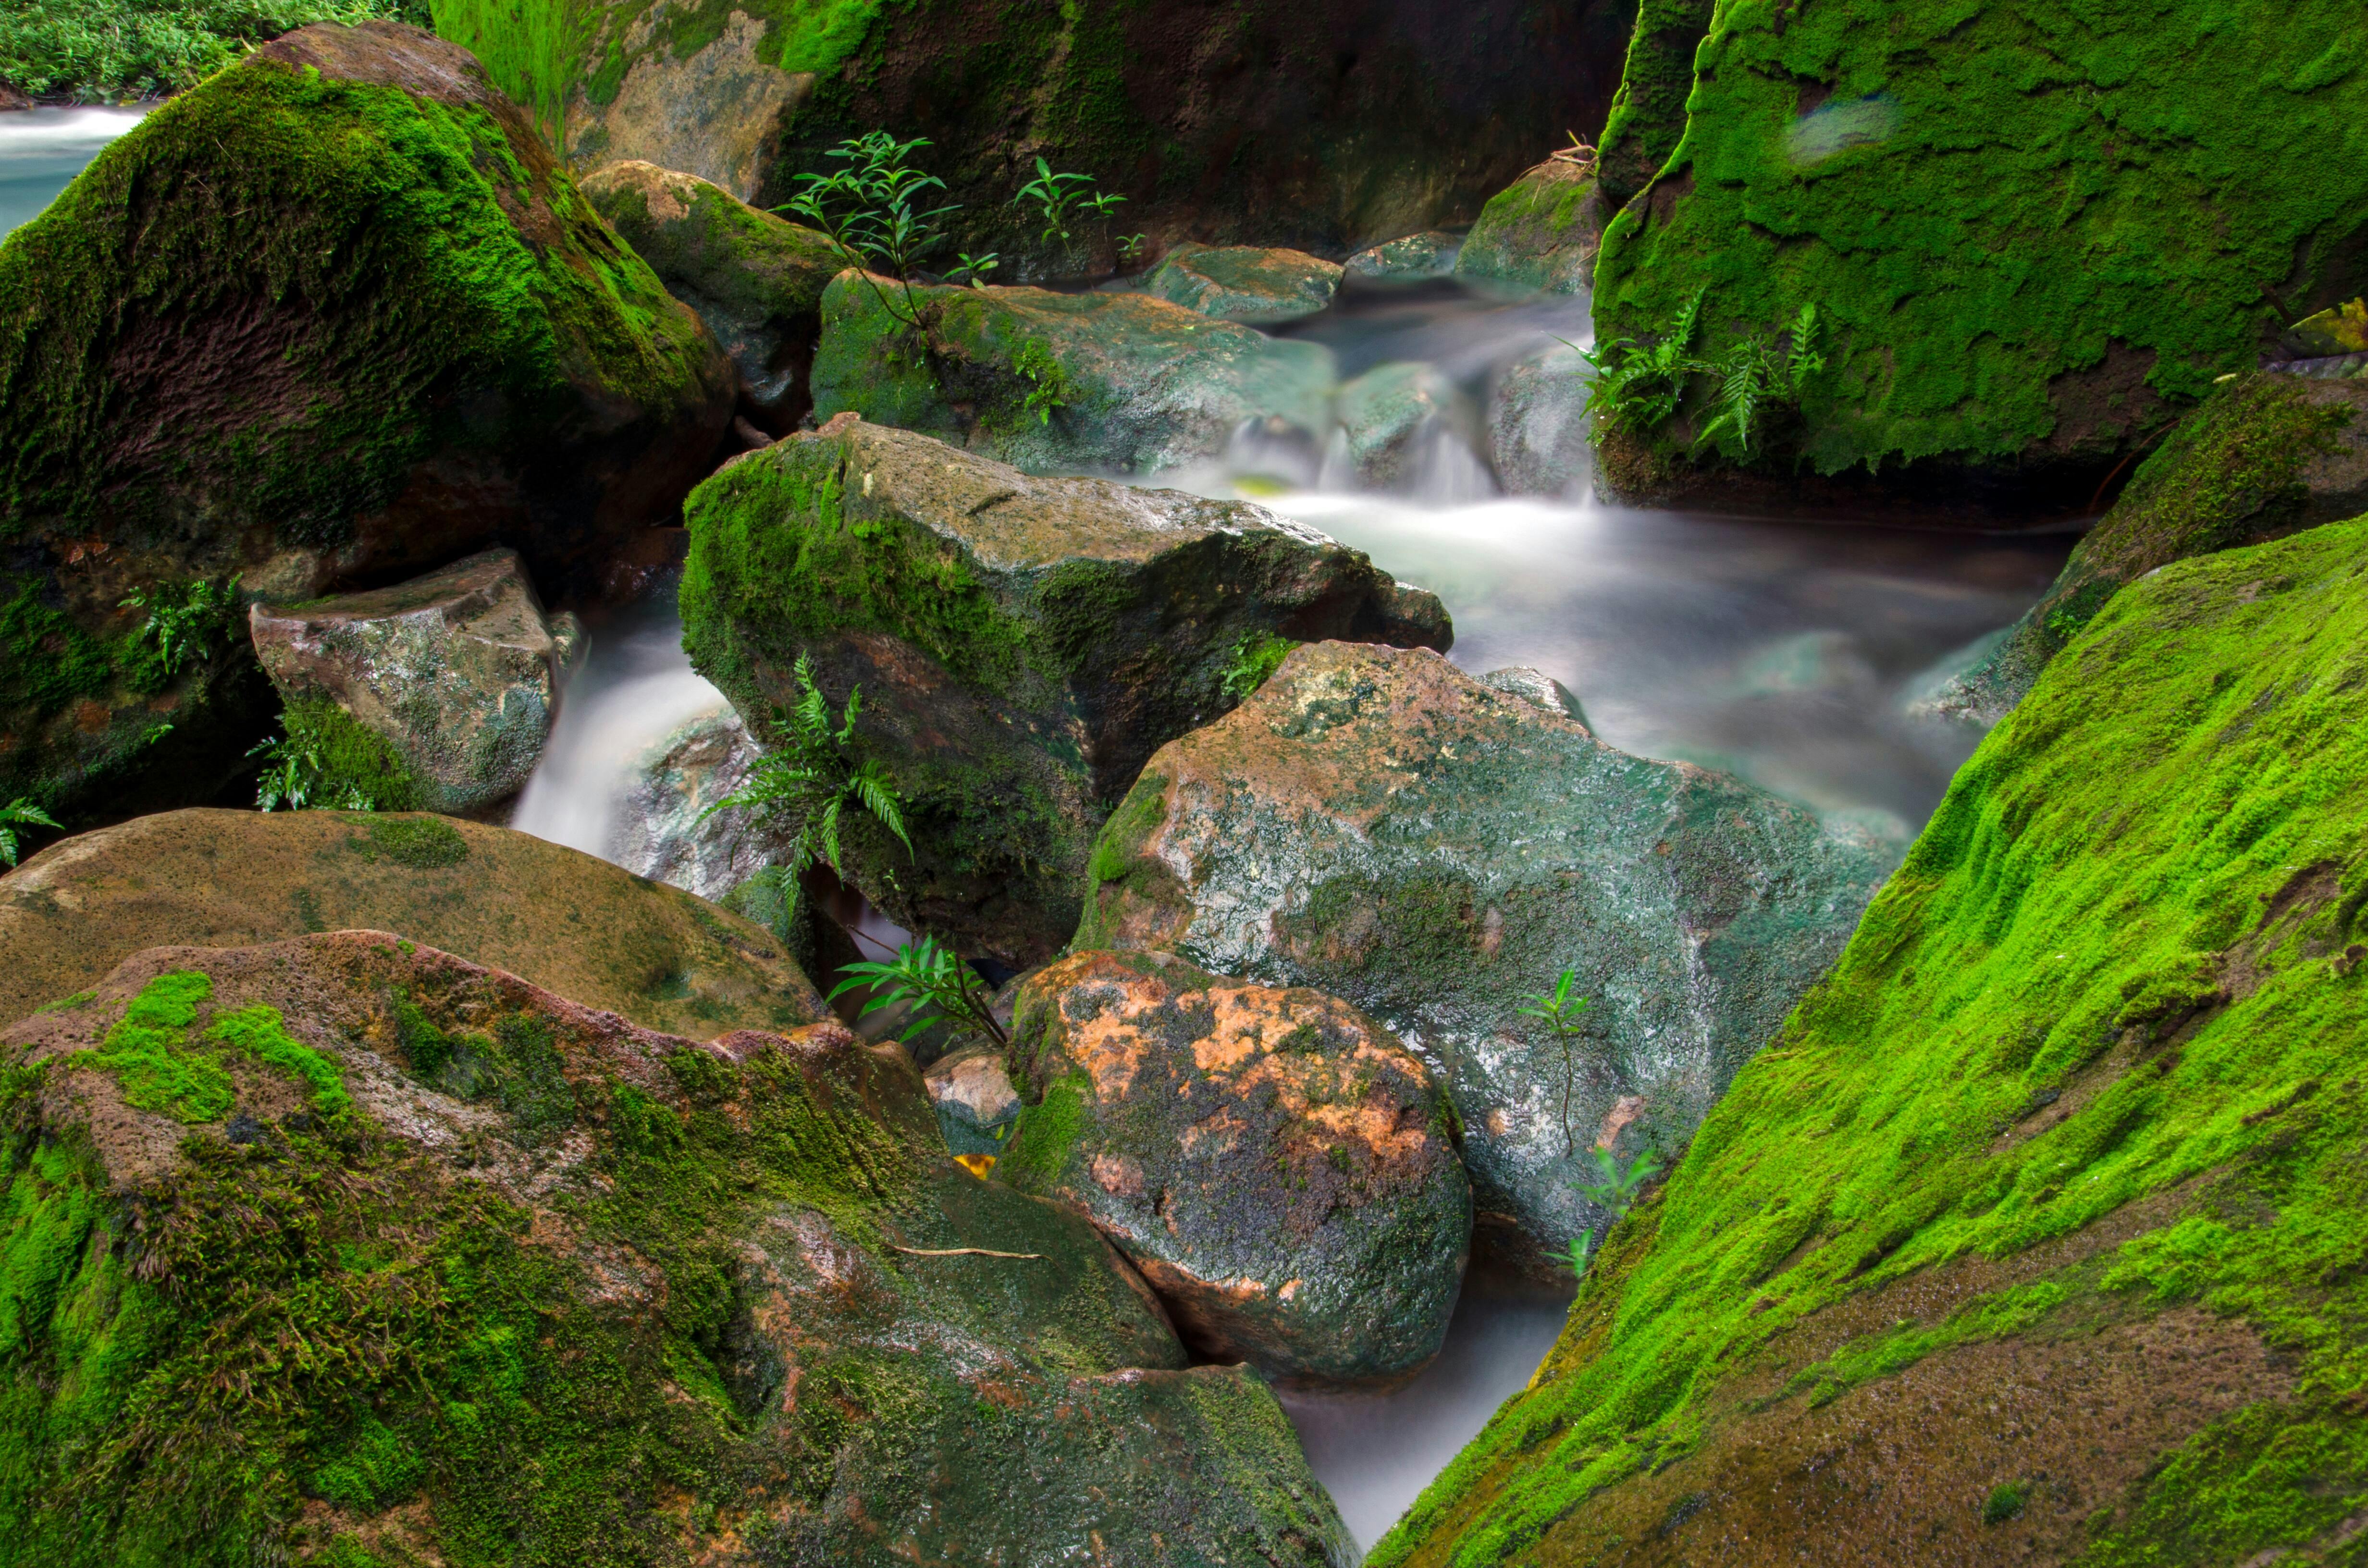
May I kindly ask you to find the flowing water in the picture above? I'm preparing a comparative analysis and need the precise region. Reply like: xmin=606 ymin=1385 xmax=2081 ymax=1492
xmin=0 ymin=105 xmax=147 ymax=238
xmin=504 ymin=277 xmax=2076 ymax=1557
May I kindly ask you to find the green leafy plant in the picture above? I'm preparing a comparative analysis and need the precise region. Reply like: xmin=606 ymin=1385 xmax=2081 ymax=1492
xmin=948 ymin=250 xmax=1001 ymax=288
xmin=1517 ymin=967 xmax=1592 ymax=1154
xmin=0 ymin=0 xmax=429 ymax=101
xmin=1694 ymin=302 xmax=1825 ymax=456
xmin=831 ymin=934 xmax=1009 ymax=1049
xmin=0 ymin=796 xmax=61 ymax=868
xmin=1011 ymin=337 xmax=1071 ymax=426
xmin=777 ymin=132 xmax=960 ymax=331
xmin=120 ymin=573 xmax=241 ymax=685
xmin=1574 ymin=1143 xmax=1664 ymax=1218
xmin=1220 ymin=632 xmax=1301 ymax=702
xmin=1011 ymin=155 xmax=1125 ymax=245
xmin=1572 ymin=294 xmax=1827 ymax=456
xmin=1116 ymin=233 xmax=1148 ymax=266
xmin=249 ymin=727 xmax=376 ymax=812
xmin=702 ymin=654 xmax=913 ymax=906
xmin=1569 ymin=289 xmax=1704 ymax=444
xmin=1564 ymin=1232 xmax=1594 ymax=1275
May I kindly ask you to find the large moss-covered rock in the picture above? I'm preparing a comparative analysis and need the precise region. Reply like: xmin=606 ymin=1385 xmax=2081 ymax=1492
xmin=1076 ymin=641 xmax=1901 ymax=1264
xmin=681 ymin=417 xmax=1451 ymax=965
xmin=0 ymin=930 xmax=1355 ymax=1567
xmin=580 ymin=159 xmax=840 ymax=432
xmin=1588 ymin=0 xmax=2368 ymax=506
xmin=0 ymin=22 xmax=734 ymax=822
xmin=0 ymin=808 xmax=824 ymax=1038
xmin=1002 ymin=948 xmax=1471 ymax=1386
xmin=1146 ymin=243 xmax=1344 ymax=323
xmin=434 ymin=0 xmax=1634 ymax=273
xmin=811 ymin=273 xmax=1339 ymax=476
xmin=1927 ymin=372 xmax=2368 ymax=725
xmin=1590 ymin=0 xmax=1711 ymax=208
xmin=1374 ymin=515 xmax=2368 ymax=1568
xmin=249 ymin=549 xmax=583 ymax=814
xmin=1452 ymin=153 xmax=1604 ymax=295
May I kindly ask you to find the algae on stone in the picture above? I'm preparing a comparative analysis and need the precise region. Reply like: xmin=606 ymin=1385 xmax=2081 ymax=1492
xmin=1453 ymin=154 xmax=1605 ymax=296
xmin=0 ymin=931 xmax=1354 ymax=1566
xmin=1589 ymin=0 xmax=2368 ymax=496
xmin=680 ymin=419 xmax=1450 ymax=964
xmin=0 ymin=21 xmax=732 ymax=822
xmin=1376 ymin=517 xmax=2368 ymax=1567
xmin=1145 ymin=243 xmax=1344 ymax=324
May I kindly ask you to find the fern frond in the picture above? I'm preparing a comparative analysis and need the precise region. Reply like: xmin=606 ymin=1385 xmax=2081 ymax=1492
xmin=852 ymin=761 xmax=913 ymax=857
xmin=818 ymin=795 xmax=845 ymax=874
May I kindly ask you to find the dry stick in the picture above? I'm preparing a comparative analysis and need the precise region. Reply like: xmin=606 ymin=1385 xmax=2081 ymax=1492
xmin=890 ymin=1245 xmax=1044 ymax=1260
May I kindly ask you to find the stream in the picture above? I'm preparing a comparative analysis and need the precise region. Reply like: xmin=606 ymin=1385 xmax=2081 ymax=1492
xmin=0 ymin=105 xmax=146 ymax=238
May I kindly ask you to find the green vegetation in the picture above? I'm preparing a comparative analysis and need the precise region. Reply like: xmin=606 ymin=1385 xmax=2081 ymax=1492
xmin=118 ymin=574 xmax=241 ymax=689
xmin=1517 ymin=968 xmax=1592 ymax=1155
xmin=1591 ymin=0 xmax=1712 ymax=205
xmin=1575 ymin=293 xmax=1825 ymax=456
xmin=1220 ymin=632 xmax=1299 ymax=702
xmin=0 ymin=0 xmax=427 ymax=101
xmin=1589 ymin=0 xmax=2368 ymax=478
xmin=1011 ymin=155 xmax=1125 ymax=246
xmin=707 ymin=651 xmax=912 ymax=880
xmin=0 ymin=798 xmax=59 ymax=869
xmin=832 ymin=934 xmax=1008 ymax=1049
xmin=1374 ymin=516 xmax=2368 ymax=1564
xmin=83 ymin=969 xmax=350 ymax=1123
xmin=1984 ymin=1480 xmax=2031 ymax=1525
xmin=777 ymin=131 xmax=966 ymax=332
xmin=250 ymin=698 xmax=422 ymax=812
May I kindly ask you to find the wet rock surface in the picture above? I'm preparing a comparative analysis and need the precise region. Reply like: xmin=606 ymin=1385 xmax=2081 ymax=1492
xmin=1490 ymin=340 xmax=1594 ymax=497
xmin=925 ymin=1041 xmax=1024 ymax=1157
xmin=1926 ymin=372 xmax=2368 ymax=726
xmin=581 ymin=159 xmax=840 ymax=432
xmin=249 ymin=549 xmax=581 ymax=814
xmin=1146 ymin=243 xmax=1345 ymax=323
xmin=607 ymin=699 xmax=783 ymax=903
xmin=1344 ymin=232 xmax=1463 ymax=281
xmin=1336 ymin=362 xmax=1482 ymax=491
xmin=0 ymin=807 xmax=824 ymax=1038
xmin=1001 ymin=948 xmax=1471 ymax=1386
xmin=810 ymin=275 xmax=1338 ymax=475
xmin=0 ymin=23 xmax=732 ymax=824
xmin=681 ymin=418 xmax=1451 ymax=967
xmin=1076 ymin=641 xmax=1903 ymax=1262
xmin=1453 ymin=154 xmax=1603 ymax=295
xmin=0 ymin=930 xmax=1354 ymax=1566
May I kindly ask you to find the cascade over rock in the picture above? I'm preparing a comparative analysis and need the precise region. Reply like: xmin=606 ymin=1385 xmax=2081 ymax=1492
xmin=679 ymin=417 xmax=1450 ymax=966
xmin=249 ymin=549 xmax=583 ymax=815
xmin=0 ymin=931 xmax=1355 ymax=1567
xmin=0 ymin=808 xmax=825 ymax=1038
xmin=1076 ymin=640 xmax=1902 ymax=1265
xmin=1926 ymin=372 xmax=2368 ymax=725
xmin=810 ymin=274 xmax=1339 ymax=476
xmin=434 ymin=0 xmax=1635 ymax=272
xmin=0 ymin=21 xmax=734 ymax=822
xmin=1335 ymin=362 xmax=1483 ymax=491
xmin=1001 ymin=948 xmax=1472 ymax=1386
xmin=1585 ymin=0 xmax=2368 ymax=512
xmin=1375 ymin=514 xmax=2368 ymax=1568
xmin=580 ymin=159 xmax=841 ymax=433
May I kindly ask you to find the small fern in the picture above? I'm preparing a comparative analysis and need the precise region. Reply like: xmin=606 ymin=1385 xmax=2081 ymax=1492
xmin=0 ymin=797 xmax=61 ymax=869
xmin=704 ymin=654 xmax=913 ymax=886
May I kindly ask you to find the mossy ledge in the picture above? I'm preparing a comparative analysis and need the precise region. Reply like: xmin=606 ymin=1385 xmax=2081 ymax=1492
xmin=1376 ymin=516 xmax=2368 ymax=1566
xmin=0 ymin=931 xmax=1350 ymax=1566
xmin=1589 ymin=0 xmax=2368 ymax=512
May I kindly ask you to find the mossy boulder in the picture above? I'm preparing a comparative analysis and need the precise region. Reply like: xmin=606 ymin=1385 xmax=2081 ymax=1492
xmin=680 ymin=417 xmax=1451 ymax=965
xmin=1075 ymin=641 xmax=1903 ymax=1266
xmin=580 ymin=159 xmax=840 ymax=433
xmin=250 ymin=549 xmax=583 ymax=815
xmin=1587 ymin=0 xmax=2368 ymax=507
xmin=0 ymin=807 xmax=825 ymax=1038
xmin=612 ymin=701 xmax=784 ymax=902
xmin=435 ymin=0 xmax=1634 ymax=274
xmin=1344 ymin=232 xmax=1461 ymax=282
xmin=810 ymin=273 xmax=1339 ymax=476
xmin=1591 ymin=0 xmax=1711 ymax=208
xmin=0 ymin=21 xmax=735 ymax=822
xmin=1335 ymin=362 xmax=1481 ymax=491
xmin=1452 ymin=154 xmax=1604 ymax=295
xmin=1145 ymin=243 xmax=1345 ymax=324
xmin=1372 ymin=515 xmax=2368 ymax=1568
xmin=1002 ymin=948 xmax=1471 ymax=1387
xmin=0 ymin=929 xmax=1355 ymax=1566
xmin=1928 ymin=372 xmax=2368 ymax=725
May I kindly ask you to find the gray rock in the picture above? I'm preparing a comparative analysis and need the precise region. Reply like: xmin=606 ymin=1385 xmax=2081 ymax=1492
xmin=1075 ymin=641 xmax=1904 ymax=1267
xmin=1004 ymin=948 xmax=1470 ymax=1386
xmin=609 ymin=700 xmax=782 ymax=901
xmin=1454 ymin=154 xmax=1603 ymax=294
xmin=1332 ymin=361 xmax=1483 ymax=491
xmin=681 ymin=417 xmax=1453 ymax=967
xmin=1144 ymin=243 xmax=1345 ymax=323
xmin=1344 ymin=232 xmax=1463 ymax=281
xmin=812 ymin=276 xmax=1338 ymax=476
xmin=925 ymin=1042 xmax=1024 ymax=1157
xmin=580 ymin=160 xmax=841 ymax=431
xmin=249 ymin=549 xmax=581 ymax=813
xmin=1480 ymin=665 xmax=1591 ymax=729
xmin=1490 ymin=339 xmax=1594 ymax=496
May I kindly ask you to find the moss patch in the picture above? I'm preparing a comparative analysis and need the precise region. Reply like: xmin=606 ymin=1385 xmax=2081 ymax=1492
xmin=1376 ymin=517 xmax=2368 ymax=1564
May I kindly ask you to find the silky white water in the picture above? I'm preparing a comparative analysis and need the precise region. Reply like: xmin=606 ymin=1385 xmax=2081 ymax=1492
xmin=0 ymin=105 xmax=147 ymax=238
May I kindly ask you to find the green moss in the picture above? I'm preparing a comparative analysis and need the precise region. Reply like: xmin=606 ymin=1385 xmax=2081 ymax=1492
xmin=1592 ymin=0 xmax=1712 ymax=205
xmin=89 ymin=971 xmax=233 ymax=1124
xmin=349 ymin=813 xmax=469 ymax=868
xmin=287 ymin=698 xmax=429 ymax=814
xmin=996 ymin=1070 xmax=1087 ymax=1194
xmin=1984 ymin=1481 xmax=2030 ymax=1525
xmin=1591 ymin=0 xmax=2368 ymax=478
xmin=1085 ymin=770 xmax=1171 ymax=887
xmin=205 ymin=1004 xmax=353 ymax=1116
xmin=1375 ymin=518 xmax=2368 ymax=1564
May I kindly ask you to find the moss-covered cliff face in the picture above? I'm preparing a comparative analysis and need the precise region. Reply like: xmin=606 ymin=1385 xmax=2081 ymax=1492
xmin=0 ymin=930 xmax=1353 ymax=1567
xmin=0 ymin=21 xmax=733 ymax=824
xmin=1589 ymin=0 xmax=2368 ymax=510
xmin=1374 ymin=517 xmax=2368 ymax=1566
xmin=434 ymin=0 xmax=1636 ymax=270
